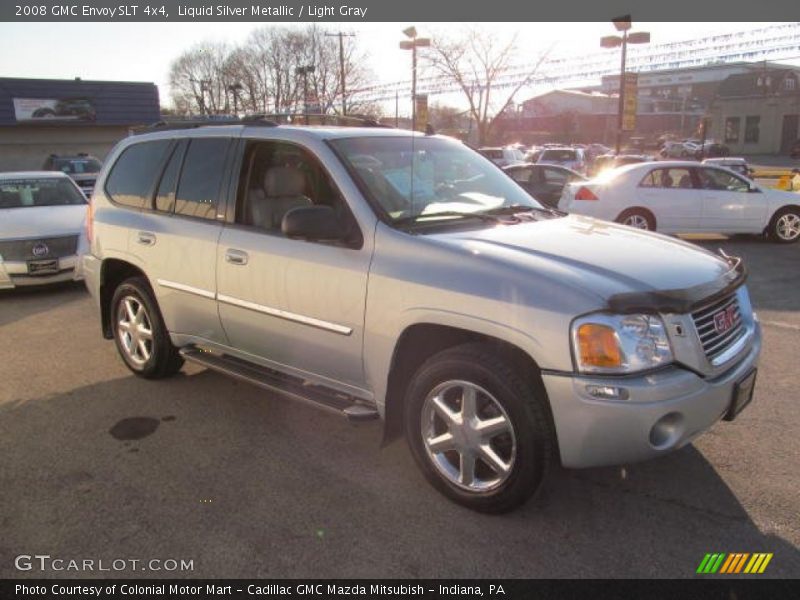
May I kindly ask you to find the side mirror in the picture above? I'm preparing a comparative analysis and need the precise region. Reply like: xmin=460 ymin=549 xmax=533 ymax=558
xmin=281 ymin=205 xmax=347 ymax=241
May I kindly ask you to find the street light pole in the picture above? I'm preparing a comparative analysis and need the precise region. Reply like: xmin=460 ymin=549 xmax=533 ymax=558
xmin=601 ymin=16 xmax=649 ymax=155
xmin=616 ymin=29 xmax=628 ymax=155
xmin=400 ymin=26 xmax=430 ymax=131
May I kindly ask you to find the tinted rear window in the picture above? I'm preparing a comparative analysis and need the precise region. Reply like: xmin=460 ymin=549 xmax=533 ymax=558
xmin=174 ymin=138 xmax=230 ymax=220
xmin=105 ymin=140 xmax=171 ymax=209
xmin=541 ymin=149 xmax=577 ymax=161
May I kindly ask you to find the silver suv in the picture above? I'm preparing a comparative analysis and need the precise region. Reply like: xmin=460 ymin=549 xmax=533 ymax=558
xmin=82 ymin=121 xmax=761 ymax=513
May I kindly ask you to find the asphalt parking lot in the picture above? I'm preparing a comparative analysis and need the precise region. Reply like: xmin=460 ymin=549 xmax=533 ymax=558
xmin=1 ymin=236 xmax=798 ymax=579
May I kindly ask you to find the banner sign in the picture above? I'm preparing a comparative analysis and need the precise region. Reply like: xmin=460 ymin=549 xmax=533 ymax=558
xmin=13 ymin=97 xmax=96 ymax=122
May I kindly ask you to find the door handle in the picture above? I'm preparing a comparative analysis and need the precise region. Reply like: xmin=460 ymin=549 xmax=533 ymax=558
xmin=225 ymin=249 xmax=248 ymax=266
xmin=136 ymin=231 xmax=156 ymax=246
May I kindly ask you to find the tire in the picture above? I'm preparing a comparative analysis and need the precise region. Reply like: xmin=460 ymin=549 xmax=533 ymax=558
xmin=403 ymin=343 xmax=555 ymax=513
xmin=616 ymin=208 xmax=656 ymax=231
xmin=110 ymin=276 xmax=184 ymax=378
xmin=768 ymin=207 xmax=800 ymax=244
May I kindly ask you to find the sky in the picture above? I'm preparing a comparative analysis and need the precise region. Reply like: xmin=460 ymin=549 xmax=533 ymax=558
xmin=0 ymin=21 xmax=797 ymax=113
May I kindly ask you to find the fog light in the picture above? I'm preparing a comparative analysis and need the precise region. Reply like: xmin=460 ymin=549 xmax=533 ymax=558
xmin=649 ymin=412 xmax=684 ymax=449
xmin=585 ymin=385 xmax=629 ymax=400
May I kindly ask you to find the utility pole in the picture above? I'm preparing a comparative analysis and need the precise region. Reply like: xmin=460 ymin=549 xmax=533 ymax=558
xmin=325 ymin=31 xmax=355 ymax=115
xmin=295 ymin=65 xmax=315 ymax=124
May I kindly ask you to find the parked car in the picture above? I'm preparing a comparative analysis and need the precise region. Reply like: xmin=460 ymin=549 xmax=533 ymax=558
xmin=477 ymin=146 xmax=526 ymax=168
xmin=0 ymin=171 xmax=88 ymax=289
xmin=559 ymin=160 xmax=800 ymax=243
xmin=695 ymin=142 xmax=730 ymax=159
xmin=660 ymin=141 xmax=697 ymax=158
xmin=537 ymin=146 xmax=587 ymax=173
xmin=702 ymin=157 xmax=753 ymax=178
xmin=42 ymin=153 xmax=102 ymax=197
xmin=503 ymin=163 xmax=586 ymax=207
xmin=83 ymin=124 xmax=761 ymax=512
xmin=589 ymin=154 xmax=652 ymax=177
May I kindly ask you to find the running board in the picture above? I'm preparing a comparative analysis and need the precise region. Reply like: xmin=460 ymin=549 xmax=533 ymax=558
xmin=179 ymin=347 xmax=379 ymax=422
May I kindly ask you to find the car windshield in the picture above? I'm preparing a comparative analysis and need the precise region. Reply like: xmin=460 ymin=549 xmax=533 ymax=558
xmin=0 ymin=178 xmax=87 ymax=208
xmin=54 ymin=158 xmax=102 ymax=174
xmin=331 ymin=136 xmax=543 ymax=227
xmin=540 ymin=149 xmax=576 ymax=161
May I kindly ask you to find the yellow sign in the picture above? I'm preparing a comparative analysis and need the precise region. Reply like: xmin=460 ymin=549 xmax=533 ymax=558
xmin=414 ymin=94 xmax=429 ymax=133
xmin=622 ymin=114 xmax=636 ymax=131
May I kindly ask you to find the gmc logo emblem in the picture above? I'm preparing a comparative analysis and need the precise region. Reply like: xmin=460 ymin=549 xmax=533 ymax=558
xmin=713 ymin=306 xmax=737 ymax=334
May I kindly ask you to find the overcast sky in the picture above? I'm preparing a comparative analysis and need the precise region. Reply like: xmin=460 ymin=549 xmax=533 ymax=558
xmin=0 ymin=21 xmax=797 ymax=112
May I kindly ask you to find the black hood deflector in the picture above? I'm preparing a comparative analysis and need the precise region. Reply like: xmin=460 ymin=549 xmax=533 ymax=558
xmin=607 ymin=252 xmax=747 ymax=314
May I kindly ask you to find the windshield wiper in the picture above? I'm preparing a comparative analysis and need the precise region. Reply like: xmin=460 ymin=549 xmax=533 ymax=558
xmin=394 ymin=210 xmax=508 ymax=227
xmin=481 ymin=204 xmax=566 ymax=218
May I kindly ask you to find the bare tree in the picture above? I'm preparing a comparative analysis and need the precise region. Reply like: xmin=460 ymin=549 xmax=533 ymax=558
xmin=169 ymin=41 xmax=234 ymax=115
xmin=426 ymin=28 xmax=549 ymax=145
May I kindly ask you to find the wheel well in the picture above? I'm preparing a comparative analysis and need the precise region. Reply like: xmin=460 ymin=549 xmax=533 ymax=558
xmin=382 ymin=324 xmax=551 ymax=445
xmin=99 ymin=259 xmax=147 ymax=339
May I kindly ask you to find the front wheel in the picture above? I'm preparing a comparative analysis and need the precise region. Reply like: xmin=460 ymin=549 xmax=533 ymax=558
xmin=403 ymin=343 xmax=555 ymax=513
xmin=617 ymin=208 xmax=656 ymax=231
xmin=111 ymin=277 xmax=184 ymax=378
xmin=768 ymin=208 xmax=800 ymax=243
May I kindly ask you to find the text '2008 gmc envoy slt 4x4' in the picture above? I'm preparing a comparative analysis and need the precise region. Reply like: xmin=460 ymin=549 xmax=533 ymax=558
xmin=82 ymin=120 xmax=761 ymax=513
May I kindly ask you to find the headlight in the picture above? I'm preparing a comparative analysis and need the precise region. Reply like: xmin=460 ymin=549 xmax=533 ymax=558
xmin=571 ymin=313 xmax=673 ymax=374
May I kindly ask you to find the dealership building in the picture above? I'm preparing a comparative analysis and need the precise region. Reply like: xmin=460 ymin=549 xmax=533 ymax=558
xmin=0 ymin=77 xmax=160 ymax=171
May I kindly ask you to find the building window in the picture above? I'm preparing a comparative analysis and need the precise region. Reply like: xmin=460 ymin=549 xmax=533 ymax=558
xmin=724 ymin=117 xmax=741 ymax=143
xmin=744 ymin=116 xmax=760 ymax=144
xmin=785 ymin=77 xmax=797 ymax=91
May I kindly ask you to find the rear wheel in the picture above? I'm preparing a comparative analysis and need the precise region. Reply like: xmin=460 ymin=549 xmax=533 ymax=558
xmin=768 ymin=208 xmax=800 ymax=243
xmin=111 ymin=277 xmax=183 ymax=378
xmin=404 ymin=343 xmax=555 ymax=513
xmin=617 ymin=208 xmax=655 ymax=231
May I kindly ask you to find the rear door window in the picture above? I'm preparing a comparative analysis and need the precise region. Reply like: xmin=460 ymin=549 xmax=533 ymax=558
xmin=639 ymin=168 xmax=695 ymax=189
xmin=174 ymin=138 xmax=232 ymax=220
xmin=105 ymin=140 xmax=170 ymax=209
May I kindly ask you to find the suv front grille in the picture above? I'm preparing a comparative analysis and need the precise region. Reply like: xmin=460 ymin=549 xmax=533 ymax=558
xmin=692 ymin=292 xmax=746 ymax=363
xmin=0 ymin=235 xmax=79 ymax=261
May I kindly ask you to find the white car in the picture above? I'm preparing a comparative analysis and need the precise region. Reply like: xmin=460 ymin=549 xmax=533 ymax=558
xmin=0 ymin=171 xmax=88 ymax=289
xmin=478 ymin=146 xmax=526 ymax=168
xmin=559 ymin=161 xmax=800 ymax=243
xmin=537 ymin=147 xmax=587 ymax=174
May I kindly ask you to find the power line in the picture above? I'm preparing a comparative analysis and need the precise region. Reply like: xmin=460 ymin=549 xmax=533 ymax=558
xmin=348 ymin=22 xmax=800 ymax=103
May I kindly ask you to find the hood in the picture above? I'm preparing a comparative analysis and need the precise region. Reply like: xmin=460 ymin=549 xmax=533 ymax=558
xmin=430 ymin=214 xmax=735 ymax=309
xmin=0 ymin=205 xmax=87 ymax=239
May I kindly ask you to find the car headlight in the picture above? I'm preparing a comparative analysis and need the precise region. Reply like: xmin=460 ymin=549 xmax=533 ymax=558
xmin=571 ymin=313 xmax=673 ymax=374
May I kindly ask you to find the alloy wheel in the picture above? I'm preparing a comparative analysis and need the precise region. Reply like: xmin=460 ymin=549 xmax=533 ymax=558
xmin=421 ymin=380 xmax=517 ymax=492
xmin=776 ymin=213 xmax=800 ymax=241
xmin=116 ymin=295 xmax=153 ymax=367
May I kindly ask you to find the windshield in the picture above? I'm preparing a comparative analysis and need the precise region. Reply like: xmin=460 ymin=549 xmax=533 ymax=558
xmin=54 ymin=158 xmax=102 ymax=174
xmin=0 ymin=178 xmax=87 ymax=208
xmin=331 ymin=136 xmax=543 ymax=226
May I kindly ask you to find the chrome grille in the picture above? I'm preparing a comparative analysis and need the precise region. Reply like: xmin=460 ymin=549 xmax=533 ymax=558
xmin=692 ymin=293 xmax=745 ymax=362
xmin=0 ymin=235 xmax=78 ymax=261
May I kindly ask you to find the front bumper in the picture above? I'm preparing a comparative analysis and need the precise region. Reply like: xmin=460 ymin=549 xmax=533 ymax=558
xmin=0 ymin=255 xmax=83 ymax=289
xmin=543 ymin=322 xmax=762 ymax=468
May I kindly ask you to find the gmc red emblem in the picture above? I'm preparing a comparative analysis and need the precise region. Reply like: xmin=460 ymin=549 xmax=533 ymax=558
xmin=713 ymin=305 xmax=737 ymax=334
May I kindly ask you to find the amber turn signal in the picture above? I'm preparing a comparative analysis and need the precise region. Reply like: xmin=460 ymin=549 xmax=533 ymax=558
xmin=577 ymin=323 xmax=622 ymax=368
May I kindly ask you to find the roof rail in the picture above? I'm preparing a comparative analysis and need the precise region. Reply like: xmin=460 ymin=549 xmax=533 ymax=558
xmin=247 ymin=113 xmax=392 ymax=128
xmin=132 ymin=117 xmax=278 ymax=134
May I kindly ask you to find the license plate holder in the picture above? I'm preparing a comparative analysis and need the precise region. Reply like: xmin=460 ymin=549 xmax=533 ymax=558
xmin=27 ymin=258 xmax=59 ymax=275
xmin=724 ymin=368 xmax=757 ymax=421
